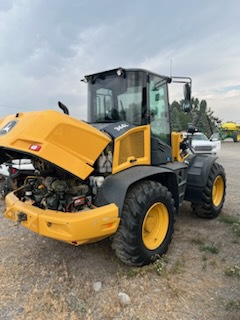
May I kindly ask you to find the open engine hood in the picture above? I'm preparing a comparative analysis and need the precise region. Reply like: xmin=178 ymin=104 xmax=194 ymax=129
xmin=0 ymin=110 xmax=111 ymax=180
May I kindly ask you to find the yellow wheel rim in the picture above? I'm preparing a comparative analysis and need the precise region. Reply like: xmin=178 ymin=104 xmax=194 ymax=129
xmin=142 ymin=202 xmax=169 ymax=250
xmin=212 ymin=176 xmax=224 ymax=207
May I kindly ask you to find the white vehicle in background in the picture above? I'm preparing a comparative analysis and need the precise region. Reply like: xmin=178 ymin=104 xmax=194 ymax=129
xmin=0 ymin=159 xmax=34 ymax=176
xmin=210 ymin=132 xmax=222 ymax=152
xmin=188 ymin=132 xmax=221 ymax=155
xmin=0 ymin=159 xmax=35 ymax=197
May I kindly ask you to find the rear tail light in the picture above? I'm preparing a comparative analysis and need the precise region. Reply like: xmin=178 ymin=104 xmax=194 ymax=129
xmin=11 ymin=167 xmax=17 ymax=174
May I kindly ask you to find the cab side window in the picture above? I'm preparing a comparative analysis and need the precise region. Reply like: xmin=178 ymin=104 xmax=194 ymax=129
xmin=149 ymin=76 xmax=171 ymax=145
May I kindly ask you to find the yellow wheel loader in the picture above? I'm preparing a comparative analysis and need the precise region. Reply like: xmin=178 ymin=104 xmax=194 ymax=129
xmin=0 ymin=68 xmax=226 ymax=266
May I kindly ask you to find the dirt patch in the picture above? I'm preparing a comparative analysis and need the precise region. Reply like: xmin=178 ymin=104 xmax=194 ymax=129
xmin=0 ymin=141 xmax=239 ymax=320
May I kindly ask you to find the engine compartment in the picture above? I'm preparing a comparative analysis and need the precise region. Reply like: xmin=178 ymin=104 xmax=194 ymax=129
xmin=19 ymin=175 xmax=92 ymax=212
xmin=14 ymin=150 xmax=113 ymax=213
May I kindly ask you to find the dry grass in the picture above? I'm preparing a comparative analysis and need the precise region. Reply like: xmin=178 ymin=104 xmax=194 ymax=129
xmin=1 ymin=143 xmax=240 ymax=320
xmin=1 ymin=207 xmax=239 ymax=320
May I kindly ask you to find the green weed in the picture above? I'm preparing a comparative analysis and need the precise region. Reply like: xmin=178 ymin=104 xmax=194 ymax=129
xmin=169 ymin=259 xmax=185 ymax=274
xmin=209 ymin=259 xmax=217 ymax=268
xmin=153 ymin=257 xmax=168 ymax=276
xmin=126 ymin=268 xmax=142 ymax=278
xmin=191 ymin=236 xmax=205 ymax=246
xmin=200 ymin=244 xmax=219 ymax=254
xmin=219 ymin=214 xmax=240 ymax=237
xmin=225 ymin=299 xmax=240 ymax=311
xmin=224 ymin=265 xmax=240 ymax=278
xmin=219 ymin=214 xmax=240 ymax=225
xmin=231 ymin=223 xmax=240 ymax=237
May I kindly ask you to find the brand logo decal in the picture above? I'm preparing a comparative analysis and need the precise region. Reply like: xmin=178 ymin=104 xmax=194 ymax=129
xmin=114 ymin=123 xmax=129 ymax=132
xmin=0 ymin=121 xmax=18 ymax=135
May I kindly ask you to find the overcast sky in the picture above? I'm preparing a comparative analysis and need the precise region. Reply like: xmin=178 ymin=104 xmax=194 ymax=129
xmin=0 ymin=0 xmax=239 ymax=122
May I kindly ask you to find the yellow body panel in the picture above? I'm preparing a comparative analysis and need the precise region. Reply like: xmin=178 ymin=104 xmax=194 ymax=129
xmin=0 ymin=111 xmax=111 ymax=180
xmin=112 ymin=125 xmax=151 ymax=174
xmin=5 ymin=191 xmax=120 ymax=245
xmin=171 ymin=132 xmax=187 ymax=162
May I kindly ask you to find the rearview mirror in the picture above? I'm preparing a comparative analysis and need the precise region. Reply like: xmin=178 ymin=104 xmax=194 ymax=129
xmin=184 ymin=83 xmax=191 ymax=100
xmin=183 ymin=102 xmax=191 ymax=112
xmin=183 ymin=83 xmax=192 ymax=112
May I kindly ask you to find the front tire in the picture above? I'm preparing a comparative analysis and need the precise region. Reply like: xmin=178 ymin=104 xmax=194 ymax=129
xmin=112 ymin=180 xmax=175 ymax=266
xmin=192 ymin=162 xmax=226 ymax=219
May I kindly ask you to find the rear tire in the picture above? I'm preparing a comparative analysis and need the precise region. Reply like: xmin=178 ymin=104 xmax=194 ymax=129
xmin=0 ymin=178 xmax=10 ymax=198
xmin=112 ymin=180 xmax=175 ymax=266
xmin=233 ymin=131 xmax=240 ymax=142
xmin=192 ymin=162 xmax=226 ymax=219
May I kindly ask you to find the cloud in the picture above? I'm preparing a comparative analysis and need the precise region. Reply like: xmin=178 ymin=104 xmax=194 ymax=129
xmin=0 ymin=0 xmax=240 ymax=122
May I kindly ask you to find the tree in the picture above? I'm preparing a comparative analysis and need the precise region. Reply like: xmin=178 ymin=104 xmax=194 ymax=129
xmin=170 ymin=97 xmax=220 ymax=137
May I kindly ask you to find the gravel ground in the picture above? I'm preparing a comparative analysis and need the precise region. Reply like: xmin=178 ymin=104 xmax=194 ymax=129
xmin=0 ymin=141 xmax=239 ymax=320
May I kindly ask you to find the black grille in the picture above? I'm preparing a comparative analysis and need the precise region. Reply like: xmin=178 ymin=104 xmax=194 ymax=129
xmin=194 ymin=145 xmax=212 ymax=151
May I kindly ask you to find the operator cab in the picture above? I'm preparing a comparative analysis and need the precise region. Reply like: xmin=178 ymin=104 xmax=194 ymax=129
xmin=85 ymin=68 xmax=172 ymax=143
xmin=84 ymin=68 xmax=191 ymax=165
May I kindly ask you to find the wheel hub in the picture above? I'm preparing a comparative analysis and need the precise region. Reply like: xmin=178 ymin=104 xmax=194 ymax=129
xmin=142 ymin=202 xmax=169 ymax=250
xmin=212 ymin=175 xmax=224 ymax=207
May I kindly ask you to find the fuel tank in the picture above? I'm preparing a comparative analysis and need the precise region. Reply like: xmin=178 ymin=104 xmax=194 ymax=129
xmin=0 ymin=110 xmax=111 ymax=180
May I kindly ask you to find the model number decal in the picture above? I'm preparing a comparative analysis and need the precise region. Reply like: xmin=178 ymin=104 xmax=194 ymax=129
xmin=114 ymin=123 xmax=129 ymax=132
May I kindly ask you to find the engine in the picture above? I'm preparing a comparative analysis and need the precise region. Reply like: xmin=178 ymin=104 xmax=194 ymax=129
xmin=20 ymin=175 xmax=92 ymax=212
xmin=15 ymin=153 xmax=111 ymax=213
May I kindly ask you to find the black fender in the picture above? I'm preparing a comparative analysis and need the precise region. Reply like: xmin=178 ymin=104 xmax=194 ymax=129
xmin=184 ymin=154 xmax=217 ymax=203
xmin=94 ymin=165 xmax=180 ymax=216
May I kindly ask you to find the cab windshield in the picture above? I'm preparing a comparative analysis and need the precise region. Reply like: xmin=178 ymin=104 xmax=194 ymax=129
xmin=87 ymin=69 xmax=171 ymax=145
xmin=88 ymin=70 xmax=146 ymax=125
